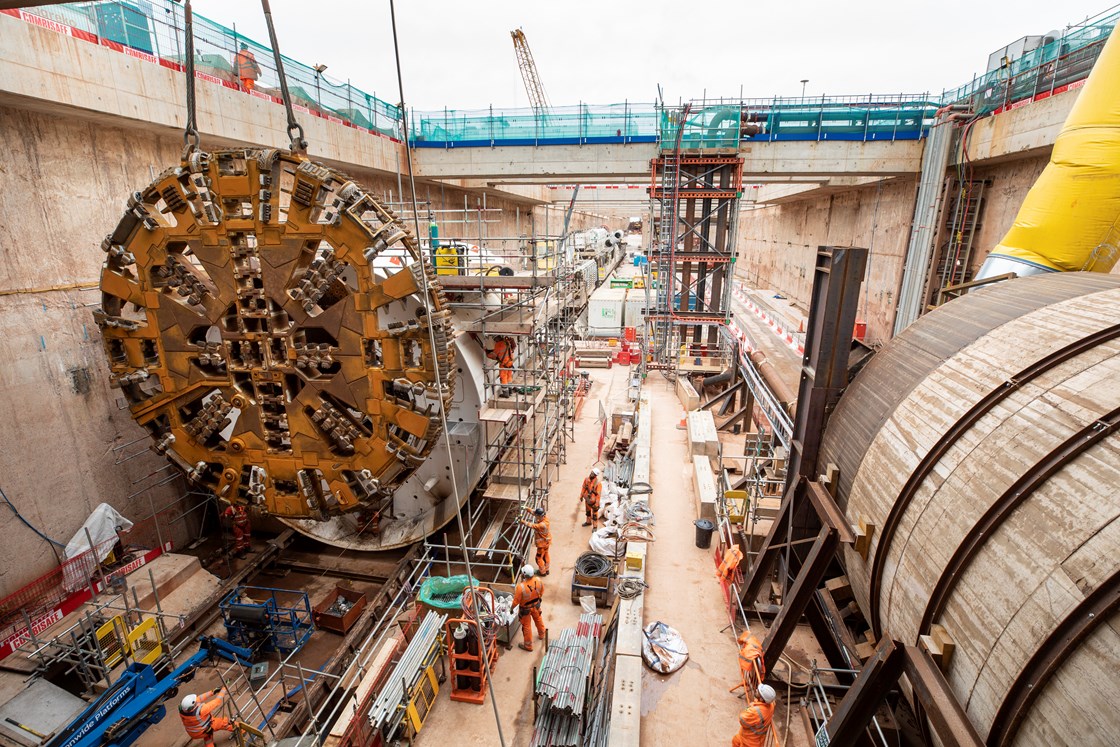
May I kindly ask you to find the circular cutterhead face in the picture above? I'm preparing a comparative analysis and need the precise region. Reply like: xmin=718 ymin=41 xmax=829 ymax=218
xmin=96 ymin=148 xmax=454 ymax=519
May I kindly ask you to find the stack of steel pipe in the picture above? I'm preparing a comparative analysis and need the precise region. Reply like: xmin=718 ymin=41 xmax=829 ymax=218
xmin=367 ymin=610 xmax=448 ymax=730
xmin=531 ymin=613 xmax=602 ymax=747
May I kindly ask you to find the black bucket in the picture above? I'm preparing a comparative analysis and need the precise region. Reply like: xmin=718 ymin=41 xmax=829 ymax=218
xmin=694 ymin=519 xmax=716 ymax=549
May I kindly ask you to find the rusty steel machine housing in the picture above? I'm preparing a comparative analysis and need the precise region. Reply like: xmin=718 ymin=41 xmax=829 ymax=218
xmin=96 ymin=148 xmax=486 ymax=550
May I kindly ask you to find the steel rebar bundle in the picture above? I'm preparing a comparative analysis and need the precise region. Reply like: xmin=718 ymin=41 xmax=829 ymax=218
xmin=367 ymin=610 xmax=447 ymax=729
xmin=531 ymin=613 xmax=602 ymax=747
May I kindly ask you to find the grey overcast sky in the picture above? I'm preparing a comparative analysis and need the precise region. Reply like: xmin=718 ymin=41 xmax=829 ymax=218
xmin=192 ymin=0 xmax=1115 ymax=111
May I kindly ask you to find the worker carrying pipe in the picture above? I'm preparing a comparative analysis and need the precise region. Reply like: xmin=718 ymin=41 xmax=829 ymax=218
xmin=485 ymin=335 xmax=515 ymax=397
xmin=729 ymin=631 xmax=766 ymax=695
xmin=732 ymin=683 xmax=781 ymax=747
xmin=513 ymin=564 xmax=547 ymax=652
xmin=234 ymin=43 xmax=261 ymax=93
xmin=578 ymin=468 xmax=602 ymax=529
xmin=520 ymin=506 xmax=551 ymax=576
xmin=179 ymin=688 xmax=234 ymax=747
xmin=222 ymin=503 xmax=252 ymax=558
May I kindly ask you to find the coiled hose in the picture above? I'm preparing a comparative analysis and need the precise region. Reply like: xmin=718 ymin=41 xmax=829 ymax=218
xmin=575 ymin=552 xmax=615 ymax=577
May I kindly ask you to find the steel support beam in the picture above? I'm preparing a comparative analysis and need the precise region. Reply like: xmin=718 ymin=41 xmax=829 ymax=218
xmin=786 ymin=246 xmax=868 ymax=490
xmin=700 ymin=380 xmax=745 ymax=411
xmin=903 ymin=646 xmax=984 ymax=747
xmin=825 ymin=638 xmax=904 ymax=745
xmin=825 ymin=640 xmax=984 ymax=747
xmin=762 ymin=525 xmax=839 ymax=674
xmin=739 ymin=247 xmax=865 ymax=612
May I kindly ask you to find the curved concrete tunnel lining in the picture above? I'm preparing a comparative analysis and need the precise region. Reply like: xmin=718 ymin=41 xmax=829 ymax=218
xmin=846 ymin=283 xmax=1120 ymax=624
xmin=871 ymin=290 xmax=1120 ymax=636
xmin=824 ymin=275 xmax=1120 ymax=744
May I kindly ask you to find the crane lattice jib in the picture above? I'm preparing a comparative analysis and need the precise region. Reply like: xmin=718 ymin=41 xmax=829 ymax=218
xmin=511 ymin=29 xmax=551 ymax=115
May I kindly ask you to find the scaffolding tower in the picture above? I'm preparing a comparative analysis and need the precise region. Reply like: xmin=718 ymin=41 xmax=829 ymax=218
xmin=424 ymin=228 xmax=593 ymax=582
xmin=646 ymin=103 xmax=744 ymax=377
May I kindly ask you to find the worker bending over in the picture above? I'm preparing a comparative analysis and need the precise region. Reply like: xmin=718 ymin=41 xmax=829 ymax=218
xmin=234 ymin=43 xmax=261 ymax=92
xmin=578 ymin=468 xmax=602 ymax=528
xmin=513 ymin=564 xmax=546 ymax=651
xmin=729 ymin=631 xmax=766 ymax=694
xmin=733 ymin=684 xmax=780 ymax=747
xmin=485 ymin=335 xmax=515 ymax=396
xmin=180 ymin=688 xmax=233 ymax=747
xmin=222 ymin=503 xmax=252 ymax=557
xmin=520 ymin=506 xmax=551 ymax=576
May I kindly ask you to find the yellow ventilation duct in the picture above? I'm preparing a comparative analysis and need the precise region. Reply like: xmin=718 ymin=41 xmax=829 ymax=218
xmin=976 ymin=25 xmax=1120 ymax=280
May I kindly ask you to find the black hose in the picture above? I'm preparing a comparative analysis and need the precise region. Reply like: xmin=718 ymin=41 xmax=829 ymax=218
xmin=575 ymin=552 xmax=614 ymax=578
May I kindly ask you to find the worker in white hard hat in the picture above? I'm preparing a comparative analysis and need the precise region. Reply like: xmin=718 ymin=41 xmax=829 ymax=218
xmin=578 ymin=468 xmax=603 ymax=529
xmin=512 ymin=564 xmax=546 ymax=651
xmin=179 ymin=687 xmax=233 ymax=746
xmin=732 ymin=683 xmax=780 ymax=747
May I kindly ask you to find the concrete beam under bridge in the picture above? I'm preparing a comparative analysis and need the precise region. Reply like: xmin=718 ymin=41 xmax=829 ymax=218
xmin=413 ymin=138 xmax=924 ymax=181
xmin=0 ymin=13 xmax=548 ymax=208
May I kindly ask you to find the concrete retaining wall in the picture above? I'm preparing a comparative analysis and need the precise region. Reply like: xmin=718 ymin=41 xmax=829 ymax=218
xmin=0 ymin=103 xmax=607 ymax=599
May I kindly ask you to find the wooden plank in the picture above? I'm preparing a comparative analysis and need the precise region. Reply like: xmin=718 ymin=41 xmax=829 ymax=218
xmin=607 ymin=654 xmax=643 ymax=747
xmin=693 ymin=455 xmax=718 ymax=521
xmin=687 ymin=410 xmax=719 ymax=457
xmin=483 ymin=482 xmax=529 ymax=502
xmin=474 ymin=503 xmax=512 ymax=557
xmin=676 ymin=376 xmax=700 ymax=411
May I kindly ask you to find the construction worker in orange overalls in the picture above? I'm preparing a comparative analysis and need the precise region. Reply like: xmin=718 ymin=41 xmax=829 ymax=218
xmin=179 ymin=689 xmax=234 ymax=747
xmin=234 ymin=43 xmax=261 ymax=93
xmin=520 ymin=507 xmax=551 ymax=576
xmin=578 ymin=468 xmax=602 ymax=528
xmin=485 ymin=335 xmax=515 ymax=396
xmin=733 ymin=684 xmax=780 ymax=747
xmin=729 ymin=631 xmax=766 ymax=694
xmin=222 ymin=503 xmax=251 ymax=557
xmin=513 ymin=564 xmax=546 ymax=651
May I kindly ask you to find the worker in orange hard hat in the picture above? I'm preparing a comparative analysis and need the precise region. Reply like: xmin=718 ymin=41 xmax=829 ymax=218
xmin=179 ymin=688 xmax=234 ymax=747
xmin=732 ymin=684 xmax=780 ymax=747
xmin=485 ymin=336 xmax=515 ymax=396
xmin=222 ymin=503 xmax=252 ymax=558
xmin=234 ymin=43 xmax=261 ymax=93
xmin=513 ymin=564 xmax=546 ymax=651
xmin=578 ymin=468 xmax=602 ymax=529
xmin=729 ymin=631 xmax=766 ymax=695
xmin=520 ymin=506 xmax=551 ymax=576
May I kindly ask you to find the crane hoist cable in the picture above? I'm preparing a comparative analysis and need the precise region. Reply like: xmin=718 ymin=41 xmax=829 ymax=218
xmin=181 ymin=0 xmax=199 ymax=153
xmin=260 ymin=0 xmax=307 ymax=153
xmin=389 ymin=2 xmax=506 ymax=743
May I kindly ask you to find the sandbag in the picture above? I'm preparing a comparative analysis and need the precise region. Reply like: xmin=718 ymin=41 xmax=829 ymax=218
xmin=642 ymin=620 xmax=688 ymax=674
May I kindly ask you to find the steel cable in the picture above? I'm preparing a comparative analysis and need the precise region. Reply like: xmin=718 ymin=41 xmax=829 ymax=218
xmin=260 ymin=0 xmax=306 ymax=153
xmin=388 ymin=1 xmax=504 ymax=742
xmin=616 ymin=578 xmax=647 ymax=600
xmin=181 ymin=0 xmax=199 ymax=152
